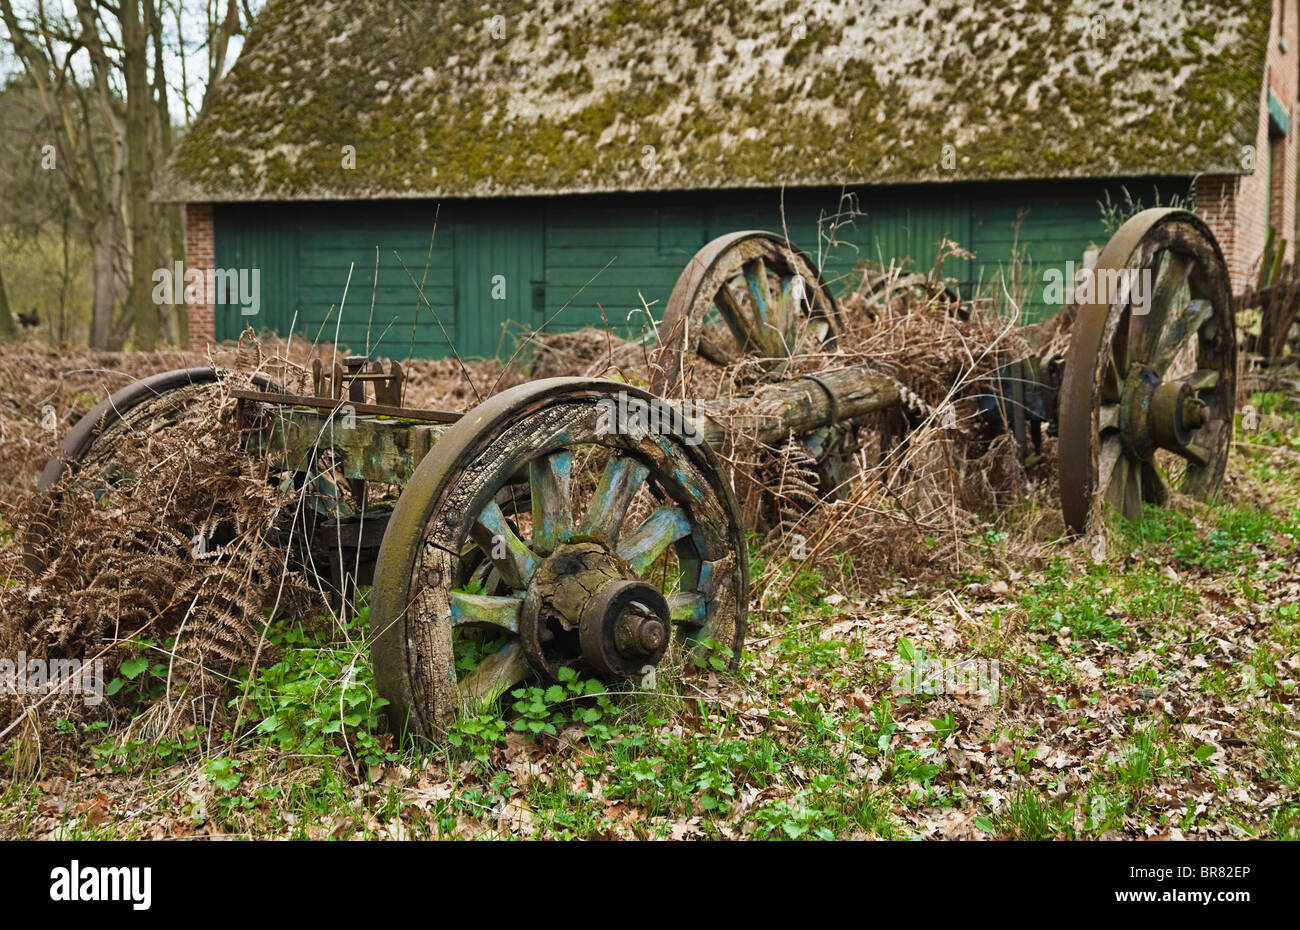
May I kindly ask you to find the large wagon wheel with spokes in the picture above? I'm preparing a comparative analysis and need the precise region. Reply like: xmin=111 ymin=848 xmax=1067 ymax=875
xmin=651 ymin=231 xmax=840 ymax=399
xmin=25 ymin=368 xmax=278 ymax=571
xmin=371 ymin=378 xmax=748 ymax=738
xmin=853 ymin=269 xmax=968 ymax=321
xmin=651 ymin=231 xmax=855 ymax=523
xmin=21 ymin=367 xmax=359 ymax=597
xmin=1058 ymin=208 xmax=1236 ymax=535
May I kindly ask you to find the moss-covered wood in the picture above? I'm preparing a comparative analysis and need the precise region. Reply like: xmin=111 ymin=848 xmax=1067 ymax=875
xmin=161 ymin=0 xmax=1268 ymax=203
xmin=688 ymin=365 xmax=902 ymax=447
xmin=267 ymin=409 xmax=448 ymax=484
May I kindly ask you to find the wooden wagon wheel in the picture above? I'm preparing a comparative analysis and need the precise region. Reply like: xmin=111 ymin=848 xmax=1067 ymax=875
xmin=650 ymin=231 xmax=856 ymax=523
xmin=853 ymin=269 xmax=968 ymax=321
xmin=1058 ymin=208 xmax=1236 ymax=535
xmin=371 ymin=377 xmax=747 ymax=738
xmin=651 ymin=231 xmax=840 ymax=399
xmin=26 ymin=368 xmax=264 ymax=569
xmin=35 ymin=368 xmax=227 ymax=494
xmin=20 ymin=366 xmax=338 ymax=592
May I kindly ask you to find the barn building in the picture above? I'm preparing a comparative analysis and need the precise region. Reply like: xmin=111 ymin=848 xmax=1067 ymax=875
xmin=161 ymin=0 xmax=1295 ymax=359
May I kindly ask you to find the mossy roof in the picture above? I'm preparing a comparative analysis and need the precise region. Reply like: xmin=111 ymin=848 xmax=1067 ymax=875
xmin=160 ymin=0 xmax=1272 ymax=202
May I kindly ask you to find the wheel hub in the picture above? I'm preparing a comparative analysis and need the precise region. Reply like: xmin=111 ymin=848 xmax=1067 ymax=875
xmin=1119 ymin=366 xmax=1204 ymax=461
xmin=519 ymin=541 xmax=671 ymax=680
xmin=579 ymin=578 xmax=670 ymax=677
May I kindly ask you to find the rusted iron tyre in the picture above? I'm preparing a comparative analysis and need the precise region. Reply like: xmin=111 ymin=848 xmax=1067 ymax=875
xmin=24 ymin=367 xmax=273 ymax=571
xmin=1058 ymin=208 xmax=1236 ymax=535
xmin=371 ymin=377 xmax=748 ymax=740
xmin=651 ymin=230 xmax=840 ymax=398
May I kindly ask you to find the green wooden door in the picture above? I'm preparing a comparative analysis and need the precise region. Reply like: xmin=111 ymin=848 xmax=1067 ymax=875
xmin=454 ymin=206 xmax=545 ymax=358
xmin=213 ymin=204 xmax=298 ymax=342
xmin=295 ymin=206 xmax=455 ymax=359
xmin=216 ymin=203 xmax=455 ymax=357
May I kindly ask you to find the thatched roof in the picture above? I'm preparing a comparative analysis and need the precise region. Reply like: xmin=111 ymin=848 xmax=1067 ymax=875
xmin=161 ymin=0 xmax=1271 ymax=202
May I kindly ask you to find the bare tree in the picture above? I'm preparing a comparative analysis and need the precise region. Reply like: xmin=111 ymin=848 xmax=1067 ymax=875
xmin=118 ymin=0 xmax=157 ymax=347
xmin=2 ymin=0 xmax=127 ymax=348
xmin=0 ymin=262 xmax=16 ymax=339
xmin=1 ymin=0 xmax=259 ymax=349
xmin=203 ymin=0 xmax=240 ymax=109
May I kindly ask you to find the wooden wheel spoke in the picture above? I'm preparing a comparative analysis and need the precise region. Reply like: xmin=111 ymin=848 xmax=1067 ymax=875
xmin=465 ymin=556 xmax=506 ymax=595
xmin=1123 ymin=463 xmax=1144 ymax=520
xmin=466 ymin=557 xmax=493 ymax=590
xmin=1151 ymin=299 xmax=1214 ymax=374
xmin=744 ymin=258 xmax=777 ymax=348
xmin=1098 ymin=403 xmax=1121 ymax=432
xmin=1184 ymin=367 xmax=1220 ymax=391
xmin=1139 ymin=460 xmax=1168 ymax=508
xmin=1171 ymin=442 xmax=1212 ymax=467
xmin=696 ymin=335 xmax=735 ymax=368
xmin=1105 ymin=450 xmax=1148 ymax=521
xmin=1131 ymin=252 xmax=1189 ymax=362
xmin=529 ymin=451 xmax=573 ymax=553
xmin=616 ymin=505 xmax=692 ymax=575
xmin=458 ymin=642 xmax=529 ymax=715
xmin=777 ymin=275 xmax=797 ymax=346
xmin=714 ymin=283 xmax=765 ymax=354
xmin=1098 ymin=435 xmax=1123 ymax=500
xmin=1101 ymin=352 xmax=1124 ymax=403
xmin=577 ymin=455 xmax=650 ymax=545
xmin=1122 ymin=457 xmax=1143 ymax=519
xmin=1104 ymin=455 xmax=1124 ymax=513
xmin=470 ymin=501 xmax=538 ymax=589
xmin=667 ymin=592 xmax=707 ymax=626
xmin=450 ymin=592 xmax=522 ymax=633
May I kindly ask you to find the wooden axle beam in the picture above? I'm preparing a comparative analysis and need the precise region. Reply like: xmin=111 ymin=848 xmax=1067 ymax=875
xmin=241 ymin=365 xmax=901 ymax=487
xmin=686 ymin=366 xmax=901 ymax=448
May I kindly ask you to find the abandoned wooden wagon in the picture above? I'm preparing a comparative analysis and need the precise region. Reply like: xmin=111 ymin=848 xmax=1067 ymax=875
xmin=33 ymin=208 xmax=1237 ymax=738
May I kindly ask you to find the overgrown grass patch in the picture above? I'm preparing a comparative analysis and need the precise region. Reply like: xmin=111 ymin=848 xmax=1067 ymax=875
xmin=4 ymin=423 xmax=1299 ymax=840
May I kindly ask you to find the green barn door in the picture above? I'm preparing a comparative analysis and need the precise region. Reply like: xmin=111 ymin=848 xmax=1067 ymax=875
xmin=213 ymin=204 xmax=298 ymax=343
xmin=454 ymin=205 xmax=545 ymax=358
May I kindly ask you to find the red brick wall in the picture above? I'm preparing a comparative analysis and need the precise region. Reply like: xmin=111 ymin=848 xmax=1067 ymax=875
xmin=1272 ymin=0 xmax=1299 ymax=253
xmin=1195 ymin=0 xmax=1298 ymax=292
xmin=183 ymin=203 xmax=215 ymax=350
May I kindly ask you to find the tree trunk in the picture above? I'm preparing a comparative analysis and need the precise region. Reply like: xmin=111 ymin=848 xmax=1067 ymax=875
xmin=149 ymin=0 xmax=187 ymax=346
xmin=89 ymin=216 xmax=121 ymax=350
xmin=202 ymin=0 xmax=242 ymax=110
xmin=121 ymin=0 xmax=157 ymax=349
xmin=0 ymin=262 xmax=16 ymax=340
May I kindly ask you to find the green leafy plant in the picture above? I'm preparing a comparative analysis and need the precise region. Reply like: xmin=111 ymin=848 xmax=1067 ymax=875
xmin=510 ymin=666 xmax=611 ymax=737
xmin=691 ymin=637 xmax=733 ymax=672
xmin=243 ymin=607 xmax=394 ymax=769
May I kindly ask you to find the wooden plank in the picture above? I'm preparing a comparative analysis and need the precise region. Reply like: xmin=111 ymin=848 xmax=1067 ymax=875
xmin=261 ymin=407 xmax=450 ymax=484
xmin=233 ymin=389 xmax=460 ymax=422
